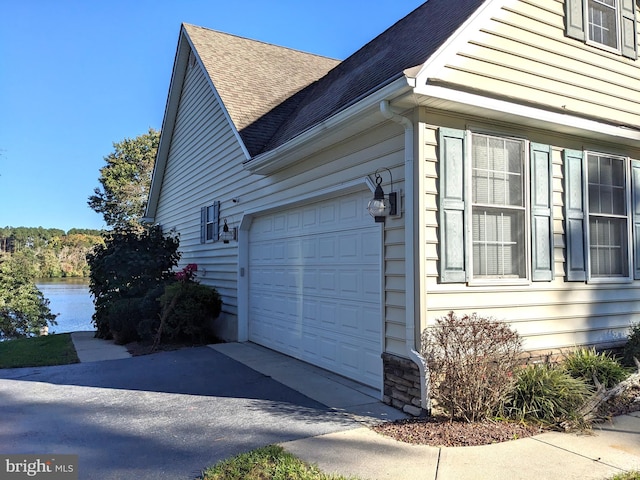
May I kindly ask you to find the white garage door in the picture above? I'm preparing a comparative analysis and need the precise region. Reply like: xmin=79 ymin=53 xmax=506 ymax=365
xmin=248 ymin=190 xmax=382 ymax=388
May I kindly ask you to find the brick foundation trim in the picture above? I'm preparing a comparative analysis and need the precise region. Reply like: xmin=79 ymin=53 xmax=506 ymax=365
xmin=382 ymin=352 xmax=428 ymax=417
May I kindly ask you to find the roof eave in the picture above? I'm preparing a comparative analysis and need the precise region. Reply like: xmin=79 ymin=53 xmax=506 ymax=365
xmin=244 ymin=76 xmax=414 ymax=175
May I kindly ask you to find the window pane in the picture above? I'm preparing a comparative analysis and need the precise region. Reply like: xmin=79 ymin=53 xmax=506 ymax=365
xmin=472 ymin=208 xmax=526 ymax=278
xmin=589 ymin=217 xmax=628 ymax=276
xmin=587 ymin=154 xmax=626 ymax=215
xmin=588 ymin=0 xmax=618 ymax=49
xmin=472 ymin=134 xmax=523 ymax=207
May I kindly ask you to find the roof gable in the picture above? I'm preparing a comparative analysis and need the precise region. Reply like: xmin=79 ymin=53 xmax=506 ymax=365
xmin=184 ymin=24 xmax=340 ymax=156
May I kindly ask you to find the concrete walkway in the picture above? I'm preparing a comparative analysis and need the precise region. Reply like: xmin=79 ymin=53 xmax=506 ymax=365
xmin=69 ymin=335 xmax=640 ymax=480
xmin=71 ymin=331 xmax=131 ymax=362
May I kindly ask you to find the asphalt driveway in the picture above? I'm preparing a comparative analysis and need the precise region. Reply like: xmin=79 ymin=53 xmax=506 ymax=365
xmin=0 ymin=347 xmax=357 ymax=479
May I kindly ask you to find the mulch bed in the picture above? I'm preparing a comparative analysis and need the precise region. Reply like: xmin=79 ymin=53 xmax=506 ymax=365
xmin=371 ymin=417 xmax=543 ymax=447
xmin=372 ymin=388 xmax=640 ymax=447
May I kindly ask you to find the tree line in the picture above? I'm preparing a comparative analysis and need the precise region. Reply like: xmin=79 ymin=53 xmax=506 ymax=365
xmin=0 ymin=227 xmax=104 ymax=278
xmin=1 ymin=128 xmax=159 ymax=339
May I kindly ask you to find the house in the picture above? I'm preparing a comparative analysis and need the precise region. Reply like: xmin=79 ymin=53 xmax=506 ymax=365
xmin=145 ymin=0 xmax=640 ymax=416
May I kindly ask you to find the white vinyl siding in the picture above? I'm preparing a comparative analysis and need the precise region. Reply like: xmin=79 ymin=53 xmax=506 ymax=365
xmin=433 ymin=0 xmax=640 ymax=130
xmin=425 ymin=114 xmax=640 ymax=354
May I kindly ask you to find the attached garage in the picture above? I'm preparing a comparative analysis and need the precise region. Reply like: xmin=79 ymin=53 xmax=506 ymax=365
xmin=248 ymin=189 xmax=383 ymax=388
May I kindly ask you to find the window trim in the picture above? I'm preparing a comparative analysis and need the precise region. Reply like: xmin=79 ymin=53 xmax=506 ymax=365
xmin=200 ymin=201 xmax=220 ymax=244
xmin=465 ymin=132 xmax=531 ymax=285
xmin=583 ymin=151 xmax=634 ymax=283
xmin=585 ymin=0 xmax=621 ymax=54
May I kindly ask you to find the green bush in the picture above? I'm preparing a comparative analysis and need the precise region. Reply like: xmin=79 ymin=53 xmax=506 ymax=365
xmin=87 ymin=225 xmax=180 ymax=339
xmin=502 ymin=364 xmax=592 ymax=427
xmin=105 ymin=298 xmax=142 ymax=345
xmin=563 ymin=347 xmax=629 ymax=389
xmin=421 ymin=311 xmax=522 ymax=422
xmin=157 ymin=281 xmax=222 ymax=343
xmin=623 ymin=323 xmax=640 ymax=367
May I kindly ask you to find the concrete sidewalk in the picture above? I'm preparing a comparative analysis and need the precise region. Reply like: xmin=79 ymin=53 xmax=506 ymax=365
xmin=282 ymin=412 xmax=640 ymax=480
xmin=212 ymin=343 xmax=640 ymax=480
xmin=71 ymin=331 xmax=131 ymax=362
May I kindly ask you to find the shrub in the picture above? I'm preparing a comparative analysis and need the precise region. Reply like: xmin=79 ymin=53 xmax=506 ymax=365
xmin=421 ymin=311 xmax=523 ymax=422
xmin=87 ymin=225 xmax=180 ymax=339
xmin=623 ymin=323 xmax=640 ymax=367
xmin=104 ymin=298 xmax=142 ymax=345
xmin=156 ymin=281 xmax=222 ymax=343
xmin=563 ymin=347 xmax=629 ymax=389
xmin=502 ymin=364 xmax=592 ymax=427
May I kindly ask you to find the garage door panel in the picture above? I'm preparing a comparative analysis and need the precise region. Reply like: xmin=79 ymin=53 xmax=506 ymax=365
xmin=249 ymin=190 xmax=382 ymax=388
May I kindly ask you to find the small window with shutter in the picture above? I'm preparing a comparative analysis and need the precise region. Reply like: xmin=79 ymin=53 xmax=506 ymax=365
xmin=200 ymin=201 xmax=220 ymax=243
xmin=566 ymin=0 xmax=637 ymax=59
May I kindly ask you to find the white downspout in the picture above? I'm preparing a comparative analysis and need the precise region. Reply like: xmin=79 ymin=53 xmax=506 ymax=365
xmin=379 ymin=100 xmax=429 ymax=413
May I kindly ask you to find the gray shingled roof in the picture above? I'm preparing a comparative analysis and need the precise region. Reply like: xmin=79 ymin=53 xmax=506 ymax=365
xmin=184 ymin=24 xmax=340 ymax=156
xmin=186 ymin=0 xmax=487 ymax=157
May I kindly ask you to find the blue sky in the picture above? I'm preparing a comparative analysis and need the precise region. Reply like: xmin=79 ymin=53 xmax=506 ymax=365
xmin=0 ymin=0 xmax=425 ymax=232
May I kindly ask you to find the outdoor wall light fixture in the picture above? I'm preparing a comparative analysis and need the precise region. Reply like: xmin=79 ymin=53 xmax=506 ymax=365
xmin=221 ymin=218 xmax=237 ymax=244
xmin=367 ymin=168 xmax=397 ymax=223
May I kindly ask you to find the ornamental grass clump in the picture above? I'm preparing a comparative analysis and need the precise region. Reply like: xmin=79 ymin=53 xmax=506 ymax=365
xmin=421 ymin=311 xmax=523 ymax=422
xmin=501 ymin=363 xmax=592 ymax=428
xmin=623 ymin=322 xmax=640 ymax=367
xmin=563 ymin=347 xmax=629 ymax=389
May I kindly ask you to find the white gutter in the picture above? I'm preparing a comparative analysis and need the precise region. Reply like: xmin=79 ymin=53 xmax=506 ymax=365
xmin=379 ymin=100 xmax=429 ymax=413
xmin=245 ymin=77 xmax=413 ymax=175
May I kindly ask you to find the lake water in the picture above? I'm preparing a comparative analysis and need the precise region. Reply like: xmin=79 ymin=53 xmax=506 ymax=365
xmin=36 ymin=279 xmax=96 ymax=334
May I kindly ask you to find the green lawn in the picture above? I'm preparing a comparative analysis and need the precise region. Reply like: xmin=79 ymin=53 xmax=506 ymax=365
xmin=199 ymin=445 xmax=358 ymax=480
xmin=0 ymin=333 xmax=79 ymax=368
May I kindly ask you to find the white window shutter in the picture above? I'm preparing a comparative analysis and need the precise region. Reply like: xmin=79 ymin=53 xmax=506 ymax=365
xmin=439 ymin=128 xmax=467 ymax=283
xmin=563 ymin=149 xmax=586 ymax=281
xmin=531 ymin=143 xmax=554 ymax=281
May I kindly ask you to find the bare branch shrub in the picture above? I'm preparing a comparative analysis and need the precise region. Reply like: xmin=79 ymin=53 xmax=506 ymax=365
xmin=421 ymin=311 xmax=523 ymax=422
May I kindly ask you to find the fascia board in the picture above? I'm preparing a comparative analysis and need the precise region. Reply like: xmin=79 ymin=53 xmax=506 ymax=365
xmin=412 ymin=0 xmax=510 ymax=84
xmin=415 ymin=83 xmax=640 ymax=144
xmin=244 ymin=76 xmax=413 ymax=175
xmin=146 ymin=27 xmax=191 ymax=220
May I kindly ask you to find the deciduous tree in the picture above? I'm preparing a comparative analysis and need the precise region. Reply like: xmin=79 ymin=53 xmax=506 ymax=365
xmin=88 ymin=128 xmax=160 ymax=230
xmin=0 ymin=254 xmax=57 ymax=339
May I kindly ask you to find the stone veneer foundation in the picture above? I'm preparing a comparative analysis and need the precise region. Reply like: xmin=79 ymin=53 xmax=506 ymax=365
xmin=382 ymin=352 xmax=427 ymax=417
xmin=383 ymin=344 xmax=625 ymax=417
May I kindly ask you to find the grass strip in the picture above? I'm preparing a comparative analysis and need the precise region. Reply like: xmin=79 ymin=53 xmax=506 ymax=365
xmin=0 ymin=334 xmax=79 ymax=368
xmin=200 ymin=445 xmax=357 ymax=480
